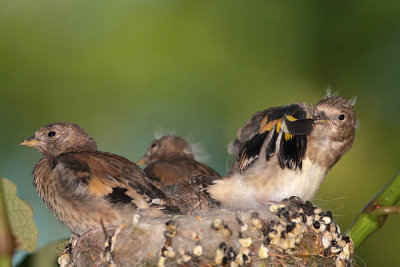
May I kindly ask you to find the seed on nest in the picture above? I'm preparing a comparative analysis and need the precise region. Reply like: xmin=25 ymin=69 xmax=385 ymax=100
xmin=260 ymin=234 xmax=269 ymax=244
xmin=295 ymin=212 xmax=307 ymax=224
xmin=215 ymin=242 xmax=226 ymax=265
xmin=193 ymin=245 xmax=203 ymax=257
xmin=181 ymin=254 xmax=191 ymax=263
xmin=268 ymin=229 xmax=279 ymax=239
xmin=343 ymin=244 xmax=350 ymax=257
xmin=332 ymin=232 xmax=341 ymax=241
xmin=321 ymin=216 xmax=332 ymax=225
xmin=178 ymin=248 xmax=192 ymax=263
xmin=221 ymin=225 xmax=232 ymax=237
xmin=58 ymin=254 xmax=70 ymax=267
xmin=287 ymin=235 xmax=296 ymax=249
xmin=227 ymin=247 xmax=237 ymax=261
xmin=335 ymin=258 xmax=345 ymax=267
xmin=322 ymin=232 xmax=333 ymax=249
xmin=342 ymin=235 xmax=351 ymax=243
xmin=277 ymin=223 xmax=286 ymax=233
xmin=280 ymin=230 xmax=286 ymax=240
xmin=239 ymin=236 xmax=252 ymax=248
xmin=164 ymin=246 xmax=176 ymax=258
xmin=290 ymin=215 xmax=302 ymax=224
xmin=289 ymin=196 xmax=302 ymax=202
xmin=211 ymin=219 xmax=222 ymax=230
xmin=318 ymin=223 xmax=326 ymax=232
xmin=241 ymin=223 xmax=249 ymax=232
xmin=258 ymin=243 xmax=269 ymax=260
xmin=191 ymin=232 xmax=200 ymax=241
xmin=286 ymin=222 xmax=296 ymax=233
xmin=161 ymin=247 xmax=168 ymax=257
xmin=336 ymin=224 xmax=342 ymax=234
xmin=296 ymin=223 xmax=306 ymax=234
xmin=269 ymin=204 xmax=285 ymax=212
xmin=236 ymin=248 xmax=251 ymax=265
xmin=279 ymin=239 xmax=289 ymax=250
xmin=270 ymin=238 xmax=279 ymax=245
xmin=326 ymin=211 xmax=333 ymax=219
xmin=241 ymin=253 xmax=250 ymax=265
xmin=236 ymin=217 xmax=248 ymax=231
xmin=331 ymin=246 xmax=341 ymax=254
xmin=302 ymin=201 xmax=315 ymax=215
xmin=270 ymin=205 xmax=279 ymax=212
xmin=251 ymin=212 xmax=262 ymax=229
xmin=337 ymin=239 xmax=346 ymax=248
xmin=314 ymin=208 xmax=323 ymax=215
xmin=306 ymin=216 xmax=314 ymax=226
xmin=164 ymin=220 xmax=177 ymax=238
xmin=277 ymin=208 xmax=290 ymax=219
xmin=338 ymin=251 xmax=347 ymax=261
xmin=157 ymin=256 xmax=166 ymax=267
xmin=236 ymin=253 xmax=244 ymax=265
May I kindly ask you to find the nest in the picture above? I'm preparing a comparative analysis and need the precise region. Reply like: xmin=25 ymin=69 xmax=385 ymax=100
xmin=59 ymin=198 xmax=353 ymax=266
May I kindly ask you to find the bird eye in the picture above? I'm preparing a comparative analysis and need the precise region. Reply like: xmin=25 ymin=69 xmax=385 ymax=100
xmin=48 ymin=131 xmax=56 ymax=137
xmin=338 ymin=114 xmax=345 ymax=121
xmin=151 ymin=143 xmax=157 ymax=148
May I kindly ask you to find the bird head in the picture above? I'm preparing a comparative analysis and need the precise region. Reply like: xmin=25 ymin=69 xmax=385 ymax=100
xmin=313 ymin=96 xmax=356 ymax=143
xmin=20 ymin=122 xmax=97 ymax=158
xmin=138 ymin=135 xmax=194 ymax=165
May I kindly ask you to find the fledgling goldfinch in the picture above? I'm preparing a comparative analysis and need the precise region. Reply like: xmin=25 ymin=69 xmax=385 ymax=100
xmin=208 ymin=96 xmax=356 ymax=209
xmin=139 ymin=135 xmax=220 ymax=185
xmin=21 ymin=122 xmax=181 ymax=236
xmin=139 ymin=135 xmax=221 ymax=210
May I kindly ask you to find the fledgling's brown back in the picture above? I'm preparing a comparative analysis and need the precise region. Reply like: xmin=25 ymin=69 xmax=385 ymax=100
xmin=140 ymin=135 xmax=221 ymax=210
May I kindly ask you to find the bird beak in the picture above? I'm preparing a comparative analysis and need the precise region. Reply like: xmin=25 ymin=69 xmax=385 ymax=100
xmin=20 ymin=136 xmax=40 ymax=147
xmin=137 ymin=156 xmax=147 ymax=166
xmin=314 ymin=113 xmax=330 ymax=124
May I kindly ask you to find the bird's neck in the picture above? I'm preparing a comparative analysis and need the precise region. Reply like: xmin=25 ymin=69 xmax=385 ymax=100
xmin=306 ymin=129 xmax=353 ymax=169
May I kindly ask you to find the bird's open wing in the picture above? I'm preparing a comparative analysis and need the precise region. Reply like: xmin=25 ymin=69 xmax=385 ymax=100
xmin=230 ymin=104 xmax=314 ymax=173
xmin=51 ymin=151 xmax=181 ymax=214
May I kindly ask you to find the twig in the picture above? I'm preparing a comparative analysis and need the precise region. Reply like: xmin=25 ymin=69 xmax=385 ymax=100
xmin=346 ymin=172 xmax=400 ymax=249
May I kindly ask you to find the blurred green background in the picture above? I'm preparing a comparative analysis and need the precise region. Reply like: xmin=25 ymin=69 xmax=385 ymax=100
xmin=1 ymin=0 xmax=399 ymax=266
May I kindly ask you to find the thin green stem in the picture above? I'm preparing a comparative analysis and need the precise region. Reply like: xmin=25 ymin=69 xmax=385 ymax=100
xmin=370 ymin=206 xmax=400 ymax=216
xmin=346 ymin=172 xmax=400 ymax=250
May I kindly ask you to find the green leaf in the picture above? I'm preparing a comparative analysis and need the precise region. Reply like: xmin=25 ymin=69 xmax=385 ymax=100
xmin=0 ymin=178 xmax=38 ymax=252
xmin=17 ymin=240 xmax=69 ymax=267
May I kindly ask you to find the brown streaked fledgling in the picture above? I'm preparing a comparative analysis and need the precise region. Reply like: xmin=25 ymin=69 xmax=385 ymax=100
xmin=20 ymin=122 xmax=181 ymax=236
xmin=208 ymin=96 xmax=356 ymax=209
xmin=139 ymin=135 xmax=221 ymax=209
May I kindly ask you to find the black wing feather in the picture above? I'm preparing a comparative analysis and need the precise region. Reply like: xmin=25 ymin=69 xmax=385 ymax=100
xmin=235 ymin=104 xmax=312 ymax=173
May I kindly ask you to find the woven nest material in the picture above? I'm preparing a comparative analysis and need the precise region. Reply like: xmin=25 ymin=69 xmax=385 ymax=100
xmin=59 ymin=197 xmax=353 ymax=267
